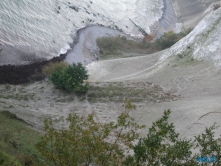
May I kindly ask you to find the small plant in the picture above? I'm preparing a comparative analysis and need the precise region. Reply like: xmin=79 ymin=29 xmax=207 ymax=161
xmin=121 ymin=36 xmax=127 ymax=41
xmin=177 ymin=54 xmax=183 ymax=58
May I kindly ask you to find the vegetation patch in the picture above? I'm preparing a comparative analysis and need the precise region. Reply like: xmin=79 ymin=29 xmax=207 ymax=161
xmin=175 ymin=53 xmax=198 ymax=66
xmin=36 ymin=106 xmax=221 ymax=165
xmin=87 ymin=82 xmax=178 ymax=103
xmin=155 ymin=30 xmax=192 ymax=50
xmin=96 ymin=36 xmax=159 ymax=59
xmin=0 ymin=111 xmax=43 ymax=166
xmin=96 ymin=30 xmax=192 ymax=60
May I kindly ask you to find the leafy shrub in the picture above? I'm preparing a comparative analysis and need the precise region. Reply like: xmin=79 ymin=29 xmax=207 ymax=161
xmin=50 ymin=63 xmax=89 ymax=92
xmin=121 ymin=36 xmax=127 ymax=41
xmin=42 ymin=62 xmax=68 ymax=77
xmin=36 ymin=105 xmax=221 ymax=165
xmin=36 ymin=100 xmax=144 ymax=166
xmin=128 ymin=110 xmax=196 ymax=165
xmin=125 ymin=111 xmax=221 ymax=165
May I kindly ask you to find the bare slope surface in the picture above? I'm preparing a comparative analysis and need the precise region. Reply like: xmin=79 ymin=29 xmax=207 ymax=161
xmin=0 ymin=6 xmax=221 ymax=141
xmin=173 ymin=0 xmax=221 ymax=29
xmin=0 ymin=81 xmax=178 ymax=131
xmin=87 ymin=8 xmax=221 ymax=139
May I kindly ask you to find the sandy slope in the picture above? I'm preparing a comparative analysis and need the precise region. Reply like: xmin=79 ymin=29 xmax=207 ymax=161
xmin=87 ymin=49 xmax=221 ymax=139
xmin=87 ymin=8 xmax=221 ymax=139
xmin=1 ymin=51 xmax=220 ymax=139
xmin=2 ymin=48 xmax=219 ymax=139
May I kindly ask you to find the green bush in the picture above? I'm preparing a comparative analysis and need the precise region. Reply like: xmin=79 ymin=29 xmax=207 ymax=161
xmin=36 ymin=105 xmax=221 ymax=165
xmin=124 ymin=110 xmax=221 ymax=165
xmin=155 ymin=30 xmax=192 ymax=49
xmin=50 ymin=63 xmax=89 ymax=92
xmin=36 ymin=100 xmax=143 ymax=166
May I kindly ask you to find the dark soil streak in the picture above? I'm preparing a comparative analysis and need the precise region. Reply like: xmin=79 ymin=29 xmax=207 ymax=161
xmin=0 ymin=53 xmax=67 ymax=85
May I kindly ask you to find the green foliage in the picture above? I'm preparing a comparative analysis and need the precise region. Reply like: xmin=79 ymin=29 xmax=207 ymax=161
xmin=96 ymin=36 xmax=125 ymax=56
xmin=0 ymin=96 xmax=217 ymax=165
xmin=36 ymin=100 xmax=144 ymax=166
xmin=155 ymin=31 xmax=177 ymax=49
xmin=125 ymin=110 xmax=221 ymax=166
xmin=50 ymin=63 xmax=89 ymax=92
xmin=42 ymin=62 xmax=69 ymax=77
xmin=96 ymin=35 xmax=158 ymax=58
xmin=36 ymin=102 xmax=221 ymax=165
xmin=0 ymin=150 xmax=20 ymax=166
xmin=155 ymin=30 xmax=192 ymax=50
xmin=0 ymin=111 xmax=43 ymax=166
xmin=195 ymin=124 xmax=221 ymax=164
xmin=126 ymin=110 xmax=197 ymax=166
xmin=96 ymin=30 xmax=192 ymax=60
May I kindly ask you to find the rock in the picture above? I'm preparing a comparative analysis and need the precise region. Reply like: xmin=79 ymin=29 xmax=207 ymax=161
xmin=69 ymin=4 xmax=79 ymax=12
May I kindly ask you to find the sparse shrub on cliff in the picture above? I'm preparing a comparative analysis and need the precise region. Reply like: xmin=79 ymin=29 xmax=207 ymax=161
xmin=96 ymin=30 xmax=192 ymax=60
xmin=155 ymin=31 xmax=178 ymax=49
xmin=50 ymin=63 xmax=89 ymax=92
xmin=155 ymin=30 xmax=192 ymax=49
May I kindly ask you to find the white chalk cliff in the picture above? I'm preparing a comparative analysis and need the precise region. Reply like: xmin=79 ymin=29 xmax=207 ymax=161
xmin=162 ymin=8 xmax=221 ymax=67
